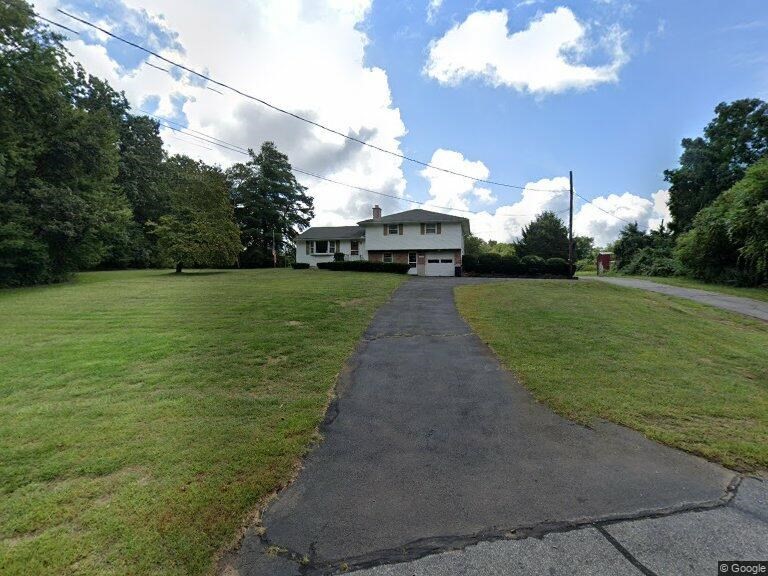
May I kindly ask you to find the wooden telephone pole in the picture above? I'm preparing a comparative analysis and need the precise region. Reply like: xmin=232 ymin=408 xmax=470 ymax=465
xmin=568 ymin=171 xmax=574 ymax=274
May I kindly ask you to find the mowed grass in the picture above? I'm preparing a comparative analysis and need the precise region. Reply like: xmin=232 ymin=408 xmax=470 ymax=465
xmin=455 ymin=280 xmax=768 ymax=471
xmin=620 ymin=275 xmax=768 ymax=303
xmin=0 ymin=269 xmax=404 ymax=576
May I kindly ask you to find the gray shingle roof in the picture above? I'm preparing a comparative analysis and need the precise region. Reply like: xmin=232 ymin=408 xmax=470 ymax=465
xmin=295 ymin=226 xmax=365 ymax=240
xmin=357 ymin=208 xmax=469 ymax=225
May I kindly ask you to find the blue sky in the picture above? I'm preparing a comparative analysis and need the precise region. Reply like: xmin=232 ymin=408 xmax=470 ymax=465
xmin=39 ymin=0 xmax=768 ymax=244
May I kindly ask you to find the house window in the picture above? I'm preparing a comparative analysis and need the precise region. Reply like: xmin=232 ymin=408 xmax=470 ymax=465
xmin=427 ymin=259 xmax=439 ymax=263
xmin=314 ymin=240 xmax=331 ymax=254
xmin=440 ymin=259 xmax=453 ymax=263
xmin=350 ymin=240 xmax=359 ymax=256
xmin=425 ymin=223 xmax=437 ymax=234
xmin=408 ymin=252 xmax=416 ymax=267
xmin=387 ymin=224 xmax=399 ymax=235
xmin=383 ymin=252 xmax=393 ymax=263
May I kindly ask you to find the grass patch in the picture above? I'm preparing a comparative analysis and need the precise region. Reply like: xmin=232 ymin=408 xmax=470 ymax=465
xmin=455 ymin=280 xmax=768 ymax=472
xmin=0 ymin=269 xmax=404 ymax=576
xmin=618 ymin=275 xmax=768 ymax=302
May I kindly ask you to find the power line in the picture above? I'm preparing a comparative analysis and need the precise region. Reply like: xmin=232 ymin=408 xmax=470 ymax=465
xmin=58 ymin=8 xmax=568 ymax=194
xmin=574 ymin=191 xmax=646 ymax=231
xmin=34 ymin=14 xmax=81 ymax=35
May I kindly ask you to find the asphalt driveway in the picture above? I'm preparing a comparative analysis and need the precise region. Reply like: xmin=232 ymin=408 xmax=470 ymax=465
xmin=585 ymin=276 xmax=768 ymax=321
xmin=222 ymin=278 xmax=735 ymax=575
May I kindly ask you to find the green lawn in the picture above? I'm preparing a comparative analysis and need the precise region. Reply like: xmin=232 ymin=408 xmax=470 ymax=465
xmin=0 ymin=269 xmax=404 ymax=576
xmin=455 ymin=280 xmax=768 ymax=472
xmin=619 ymin=275 xmax=768 ymax=303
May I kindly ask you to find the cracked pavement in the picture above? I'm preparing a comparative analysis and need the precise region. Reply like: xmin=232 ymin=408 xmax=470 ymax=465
xmin=220 ymin=278 xmax=764 ymax=576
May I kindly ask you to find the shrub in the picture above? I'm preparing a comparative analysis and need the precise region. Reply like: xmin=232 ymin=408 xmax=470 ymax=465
xmin=500 ymin=254 xmax=522 ymax=275
xmin=333 ymin=251 xmax=345 ymax=262
xmin=462 ymin=254 xmax=479 ymax=273
xmin=477 ymin=253 xmax=502 ymax=274
xmin=545 ymin=257 xmax=570 ymax=276
xmin=291 ymin=262 xmax=310 ymax=269
xmin=521 ymin=255 xmax=545 ymax=274
xmin=317 ymin=260 xmax=409 ymax=274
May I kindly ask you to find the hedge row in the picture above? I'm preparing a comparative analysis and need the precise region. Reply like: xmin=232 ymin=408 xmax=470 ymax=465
xmin=463 ymin=254 xmax=572 ymax=277
xmin=316 ymin=261 xmax=410 ymax=274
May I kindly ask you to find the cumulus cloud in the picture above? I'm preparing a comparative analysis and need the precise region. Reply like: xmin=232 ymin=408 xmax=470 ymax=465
xmin=424 ymin=7 xmax=628 ymax=94
xmin=418 ymin=149 xmax=670 ymax=246
xmin=34 ymin=0 xmax=408 ymax=227
xmin=420 ymin=149 xmax=496 ymax=212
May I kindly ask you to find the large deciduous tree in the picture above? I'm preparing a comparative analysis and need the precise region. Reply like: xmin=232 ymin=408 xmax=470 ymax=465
xmin=515 ymin=211 xmax=569 ymax=260
xmin=227 ymin=142 xmax=314 ymax=267
xmin=0 ymin=0 xmax=131 ymax=285
xmin=665 ymin=99 xmax=768 ymax=233
xmin=154 ymin=156 xmax=242 ymax=273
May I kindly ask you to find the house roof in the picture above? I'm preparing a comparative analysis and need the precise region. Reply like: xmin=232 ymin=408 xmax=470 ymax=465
xmin=357 ymin=208 xmax=469 ymax=225
xmin=295 ymin=226 xmax=365 ymax=240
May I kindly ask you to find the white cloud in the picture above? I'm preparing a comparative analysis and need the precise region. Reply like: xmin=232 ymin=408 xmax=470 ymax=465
xmin=426 ymin=0 xmax=443 ymax=24
xmin=647 ymin=188 xmax=670 ymax=230
xmin=424 ymin=7 xmax=628 ymax=94
xmin=420 ymin=149 xmax=495 ymax=212
xmin=35 ymin=0 xmax=407 ymax=227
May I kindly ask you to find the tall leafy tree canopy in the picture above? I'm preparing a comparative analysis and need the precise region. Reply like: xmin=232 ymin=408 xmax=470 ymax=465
xmin=676 ymin=157 xmax=768 ymax=286
xmin=0 ymin=0 xmax=132 ymax=285
xmin=228 ymin=142 xmax=314 ymax=267
xmin=665 ymin=99 xmax=768 ymax=233
xmin=515 ymin=211 xmax=569 ymax=260
xmin=154 ymin=156 xmax=242 ymax=273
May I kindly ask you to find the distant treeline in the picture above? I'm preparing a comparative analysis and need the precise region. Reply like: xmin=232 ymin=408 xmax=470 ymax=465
xmin=0 ymin=0 xmax=313 ymax=286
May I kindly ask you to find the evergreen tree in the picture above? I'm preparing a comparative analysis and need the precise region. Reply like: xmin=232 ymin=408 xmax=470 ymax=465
xmin=515 ymin=211 xmax=569 ymax=260
xmin=227 ymin=142 xmax=314 ymax=267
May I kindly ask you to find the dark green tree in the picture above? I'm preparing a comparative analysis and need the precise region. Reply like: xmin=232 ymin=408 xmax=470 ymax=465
xmin=0 ymin=0 xmax=130 ymax=284
xmin=676 ymin=157 xmax=768 ymax=286
xmin=515 ymin=211 xmax=569 ymax=260
xmin=665 ymin=99 xmax=768 ymax=233
xmin=227 ymin=142 xmax=314 ymax=267
xmin=153 ymin=156 xmax=242 ymax=273
xmin=573 ymin=236 xmax=595 ymax=261
xmin=612 ymin=222 xmax=648 ymax=269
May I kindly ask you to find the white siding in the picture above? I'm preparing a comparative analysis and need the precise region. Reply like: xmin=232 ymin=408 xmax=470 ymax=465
xmin=295 ymin=239 xmax=367 ymax=267
xmin=363 ymin=222 xmax=463 ymax=251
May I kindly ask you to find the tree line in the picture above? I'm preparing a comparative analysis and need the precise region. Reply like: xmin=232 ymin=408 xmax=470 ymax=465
xmin=612 ymin=99 xmax=767 ymax=286
xmin=0 ymin=0 xmax=313 ymax=286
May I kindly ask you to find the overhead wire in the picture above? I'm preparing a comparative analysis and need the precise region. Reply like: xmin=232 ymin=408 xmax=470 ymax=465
xmin=36 ymin=10 xmax=643 ymax=229
xmin=58 ymin=8 xmax=571 ymax=193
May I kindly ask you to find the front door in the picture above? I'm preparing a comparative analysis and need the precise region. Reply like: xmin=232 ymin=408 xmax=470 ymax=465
xmin=416 ymin=253 xmax=426 ymax=276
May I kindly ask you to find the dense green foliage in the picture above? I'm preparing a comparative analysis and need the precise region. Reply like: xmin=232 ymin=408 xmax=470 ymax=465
xmin=462 ymin=253 xmax=571 ymax=277
xmin=463 ymin=235 xmax=516 ymax=257
xmin=515 ymin=211 xmax=569 ymax=260
xmin=611 ymin=222 xmax=678 ymax=277
xmin=0 ymin=2 xmax=312 ymax=285
xmin=0 ymin=1 xmax=129 ymax=285
xmin=317 ymin=260 xmax=410 ymax=273
xmin=665 ymin=99 xmax=768 ymax=233
xmin=456 ymin=280 xmax=768 ymax=471
xmin=153 ymin=157 xmax=242 ymax=273
xmin=228 ymin=142 xmax=314 ymax=267
xmin=676 ymin=158 xmax=768 ymax=285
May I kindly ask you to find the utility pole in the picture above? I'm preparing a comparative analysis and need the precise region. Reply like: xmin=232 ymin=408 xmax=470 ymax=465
xmin=568 ymin=170 xmax=574 ymax=275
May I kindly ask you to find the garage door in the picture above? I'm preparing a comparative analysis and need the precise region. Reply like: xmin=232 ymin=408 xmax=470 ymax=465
xmin=425 ymin=253 xmax=455 ymax=276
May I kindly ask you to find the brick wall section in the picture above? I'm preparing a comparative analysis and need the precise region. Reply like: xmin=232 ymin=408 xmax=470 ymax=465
xmin=454 ymin=249 xmax=462 ymax=265
xmin=369 ymin=252 xmax=383 ymax=262
xmin=394 ymin=252 xmax=408 ymax=264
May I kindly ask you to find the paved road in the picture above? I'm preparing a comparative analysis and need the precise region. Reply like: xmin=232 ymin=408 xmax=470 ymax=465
xmin=221 ymin=278 xmax=737 ymax=576
xmin=586 ymin=276 xmax=768 ymax=322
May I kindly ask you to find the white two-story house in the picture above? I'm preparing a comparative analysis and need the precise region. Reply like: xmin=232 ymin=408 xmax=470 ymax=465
xmin=295 ymin=205 xmax=470 ymax=276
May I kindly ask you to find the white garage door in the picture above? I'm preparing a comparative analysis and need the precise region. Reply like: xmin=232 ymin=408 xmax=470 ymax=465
xmin=425 ymin=253 xmax=455 ymax=276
